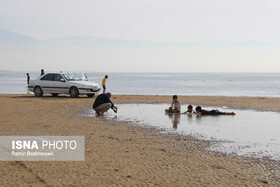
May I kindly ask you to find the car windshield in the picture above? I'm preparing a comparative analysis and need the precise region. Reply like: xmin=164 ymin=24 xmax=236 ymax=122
xmin=63 ymin=74 xmax=82 ymax=81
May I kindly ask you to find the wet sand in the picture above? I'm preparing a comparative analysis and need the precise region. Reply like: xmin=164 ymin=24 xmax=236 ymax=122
xmin=112 ymin=95 xmax=280 ymax=112
xmin=0 ymin=94 xmax=279 ymax=186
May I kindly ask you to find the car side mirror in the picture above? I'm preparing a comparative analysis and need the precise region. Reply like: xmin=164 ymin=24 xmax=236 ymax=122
xmin=60 ymin=79 xmax=66 ymax=82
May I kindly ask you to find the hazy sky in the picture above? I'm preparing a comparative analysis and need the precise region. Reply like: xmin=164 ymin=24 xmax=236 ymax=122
xmin=1 ymin=0 xmax=280 ymax=72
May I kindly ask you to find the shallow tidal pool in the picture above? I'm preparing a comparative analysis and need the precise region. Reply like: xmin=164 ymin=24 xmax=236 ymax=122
xmin=84 ymin=103 xmax=280 ymax=160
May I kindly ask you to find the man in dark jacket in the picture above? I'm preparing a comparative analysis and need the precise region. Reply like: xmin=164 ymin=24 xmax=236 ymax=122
xmin=93 ymin=92 xmax=117 ymax=116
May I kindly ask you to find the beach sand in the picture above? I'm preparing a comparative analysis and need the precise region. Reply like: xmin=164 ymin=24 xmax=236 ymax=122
xmin=0 ymin=94 xmax=279 ymax=186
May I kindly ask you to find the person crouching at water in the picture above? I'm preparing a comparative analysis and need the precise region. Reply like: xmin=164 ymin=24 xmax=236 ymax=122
xmin=165 ymin=95 xmax=181 ymax=113
xmin=93 ymin=92 xmax=117 ymax=116
xmin=183 ymin=105 xmax=196 ymax=115
xmin=195 ymin=106 xmax=235 ymax=117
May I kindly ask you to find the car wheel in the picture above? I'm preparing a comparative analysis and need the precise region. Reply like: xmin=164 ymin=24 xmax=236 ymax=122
xmin=51 ymin=93 xmax=59 ymax=97
xmin=87 ymin=94 xmax=95 ymax=98
xmin=69 ymin=87 xmax=79 ymax=98
xmin=34 ymin=86 xmax=43 ymax=97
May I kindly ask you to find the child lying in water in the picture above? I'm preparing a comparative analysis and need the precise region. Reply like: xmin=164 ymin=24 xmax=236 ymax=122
xmin=165 ymin=95 xmax=181 ymax=113
xmin=195 ymin=106 xmax=236 ymax=117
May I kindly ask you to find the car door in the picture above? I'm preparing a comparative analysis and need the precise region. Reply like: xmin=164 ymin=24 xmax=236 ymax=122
xmin=52 ymin=74 xmax=69 ymax=94
xmin=40 ymin=74 xmax=54 ymax=93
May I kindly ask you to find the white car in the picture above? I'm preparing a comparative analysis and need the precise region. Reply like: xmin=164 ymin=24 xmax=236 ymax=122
xmin=28 ymin=73 xmax=100 ymax=97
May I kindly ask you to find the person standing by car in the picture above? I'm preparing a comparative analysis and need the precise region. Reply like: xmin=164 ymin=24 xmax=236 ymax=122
xmin=41 ymin=69 xmax=45 ymax=76
xmin=93 ymin=92 xmax=117 ymax=116
xmin=102 ymin=75 xmax=108 ymax=93
xmin=26 ymin=73 xmax=30 ymax=85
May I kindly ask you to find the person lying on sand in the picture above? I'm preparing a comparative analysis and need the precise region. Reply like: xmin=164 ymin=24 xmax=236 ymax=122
xmin=165 ymin=95 xmax=181 ymax=113
xmin=195 ymin=106 xmax=236 ymax=117
xmin=182 ymin=105 xmax=196 ymax=115
xmin=93 ymin=92 xmax=117 ymax=116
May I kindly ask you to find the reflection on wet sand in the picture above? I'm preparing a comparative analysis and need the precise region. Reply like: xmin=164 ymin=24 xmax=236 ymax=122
xmin=166 ymin=113 xmax=181 ymax=129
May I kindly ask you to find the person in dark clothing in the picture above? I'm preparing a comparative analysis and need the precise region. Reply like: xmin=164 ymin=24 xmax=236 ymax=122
xmin=93 ymin=92 xmax=117 ymax=116
xmin=26 ymin=73 xmax=30 ymax=85
xmin=195 ymin=106 xmax=235 ymax=116
xmin=41 ymin=69 xmax=45 ymax=76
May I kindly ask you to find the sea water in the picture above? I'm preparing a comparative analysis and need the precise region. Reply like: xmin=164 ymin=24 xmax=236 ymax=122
xmin=1 ymin=70 xmax=280 ymax=97
xmin=84 ymin=104 xmax=280 ymax=160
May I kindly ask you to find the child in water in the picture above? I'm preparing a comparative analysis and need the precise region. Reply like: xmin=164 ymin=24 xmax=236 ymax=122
xmin=195 ymin=106 xmax=236 ymax=117
xmin=165 ymin=95 xmax=181 ymax=113
xmin=183 ymin=105 xmax=196 ymax=115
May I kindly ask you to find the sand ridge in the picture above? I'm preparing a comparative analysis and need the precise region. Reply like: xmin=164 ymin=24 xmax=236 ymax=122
xmin=0 ymin=94 xmax=279 ymax=186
